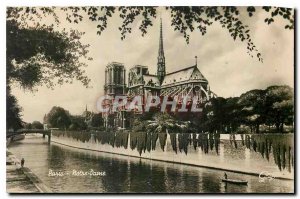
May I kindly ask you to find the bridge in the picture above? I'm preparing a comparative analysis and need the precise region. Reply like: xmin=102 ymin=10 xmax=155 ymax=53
xmin=6 ymin=129 xmax=52 ymax=144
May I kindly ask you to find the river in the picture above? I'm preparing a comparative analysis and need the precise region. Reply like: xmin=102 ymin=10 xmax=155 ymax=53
xmin=8 ymin=135 xmax=294 ymax=193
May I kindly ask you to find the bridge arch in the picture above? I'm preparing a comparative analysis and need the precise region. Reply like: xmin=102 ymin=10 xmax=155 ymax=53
xmin=7 ymin=129 xmax=52 ymax=144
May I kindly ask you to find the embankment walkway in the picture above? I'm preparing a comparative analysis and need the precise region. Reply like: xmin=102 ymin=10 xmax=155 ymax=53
xmin=6 ymin=149 xmax=52 ymax=193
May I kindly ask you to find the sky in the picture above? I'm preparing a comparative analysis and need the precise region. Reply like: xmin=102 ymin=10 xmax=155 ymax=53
xmin=11 ymin=7 xmax=294 ymax=123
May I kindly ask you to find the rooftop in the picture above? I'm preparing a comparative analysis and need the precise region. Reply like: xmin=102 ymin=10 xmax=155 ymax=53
xmin=162 ymin=65 xmax=207 ymax=86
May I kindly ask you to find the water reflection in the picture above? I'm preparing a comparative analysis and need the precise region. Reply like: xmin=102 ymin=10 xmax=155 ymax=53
xmin=46 ymin=144 xmax=293 ymax=193
xmin=9 ymin=136 xmax=294 ymax=193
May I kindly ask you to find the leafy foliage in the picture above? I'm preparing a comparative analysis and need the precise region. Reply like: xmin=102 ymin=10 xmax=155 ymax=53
xmin=52 ymin=129 xmax=221 ymax=156
xmin=6 ymin=7 xmax=92 ymax=129
xmin=8 ymin=6 xmax=294 ymax=62
xmin=45 ymin=106 xmax=71 ymax=129
xmin=130 ymin=131 xmax=147 ymax=155
xmin=69 ymin=115 xmax=87 ymax=130
xmin=200 ymin=85 xmax=294 ymax=134
xmin=178 ymin=133 xmax=190 ymax=154
xmin=265 ymin=85 xmax=294 ymax=132
xmin=238 ymin=89 xmax=266 ymax=133
xmin=6 ymin=87 xmax=23 ymax=130
xmin=147 ymin=112 xmax=191 ymax=134
xmin=7 ymin=19 xmax=91 ymax=90
xmin=262 ymin=6 xmax=294 ymax=29
xmin=115 ymin=131 xmax=129 ymax=149
xmin=238 ymin=134 xmax=294 ymax=172
xmin=90 ymin=113 xmax=104 ymax=128
xmin=31 ymin=121 xmax=44 ymax=129
xmin=45 ymin=106 xmax=104 ymax=131
xmin=52 ymin=129 xmax=292 ymax=172
xmin=16 ymin=6 xmax=293 ymax=62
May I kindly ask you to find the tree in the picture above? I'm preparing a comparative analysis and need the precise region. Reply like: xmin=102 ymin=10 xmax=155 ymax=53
xmin=6 ymin=8 xmax=92 ymax=129
xmin=265 ymin=85 xmax=294 ymax=133
xmin=107 ymin=114 xmax=115 ymax=129
xmin=199 ymin=86 xmax=294 ymax=134
xmin=201 ymin=97 xmax=227 ymax=133
xmin=132 ymin=119 xmax=148 ymax=132
xmin=69 ymin=116 xmax=87 ymax=130
xmin=6 ymin=86 xmax=23 ymax=130
xmin=147 ymin=112 xmax=190 ymax=134
xmin=46 ymin=106 xmax=71 ymax=129
xmin=238 ymin=89 xmax=266 ymax=133
xmin=90 ymin=113 xmax=103 ymax=128
xmin=8 ymin=6 xmax=293 ymax=62
xmin=24 ymin=123 xmax=32 ymax=130
xmin=223 ymin=97 xmax=241 ymax=133
xmin=31 ymin=121 xmax=44 ymax=129
xmin=6 ymin=20 xmax=91 ymax=90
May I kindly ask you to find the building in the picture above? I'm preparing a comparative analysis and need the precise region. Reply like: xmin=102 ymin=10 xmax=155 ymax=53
xmin=160 ymin=63 xmax=214 ymax=104
xmin=103 ymin=62 xmax=127 ymax=129
xmin=127 ymin=65 xmax=160 ymax=99
xmin=104 ymin=62 xmax=126 ymax=96
xmin=126 ymin=19 xmax=216 ymax=105
xmin=103 ymin=19 xmax=216 ymax=129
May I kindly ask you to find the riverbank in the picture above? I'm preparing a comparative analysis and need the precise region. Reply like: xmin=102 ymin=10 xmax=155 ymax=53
xmin=6 ymin=149 xmax=52 ymax=193
xmin=51 ymin=134 xmax=294 ymax=181
xmin=9 ymin=136 xmax=294 ymax=193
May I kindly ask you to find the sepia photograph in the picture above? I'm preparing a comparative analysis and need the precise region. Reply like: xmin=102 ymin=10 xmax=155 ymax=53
xmin=5 ymin=4 xmax=295 ymax=194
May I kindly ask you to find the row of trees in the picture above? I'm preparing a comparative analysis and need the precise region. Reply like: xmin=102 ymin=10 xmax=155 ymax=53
xmin=130 ymin=85 xmax=293 ymax=134
xmin=16 ymin=85 xmax=294 ymax=134
xmin=44 ymin=106 xmax=104 ymax=130
xmin=24 ymin=121 xmax=44 ymax=129
xmin=199 ymin=85 xmax=294 ymax=134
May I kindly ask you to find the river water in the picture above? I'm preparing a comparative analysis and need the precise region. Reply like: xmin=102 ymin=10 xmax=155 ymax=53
xmin=8 ymin=135 xmax=294 ymax=193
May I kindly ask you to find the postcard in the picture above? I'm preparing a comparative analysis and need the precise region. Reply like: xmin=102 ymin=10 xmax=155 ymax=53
xmin=6 ymin=6 xmax=294 ymax=193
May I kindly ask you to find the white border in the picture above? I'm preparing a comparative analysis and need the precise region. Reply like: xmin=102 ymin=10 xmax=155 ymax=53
xmin=1 ymin=0 xmax=298 ymax=198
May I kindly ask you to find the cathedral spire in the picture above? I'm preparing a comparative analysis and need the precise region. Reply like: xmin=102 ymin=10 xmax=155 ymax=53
xmin=157 ymin=18 xmax=166 ymax=84
xmin=158 ymin=18 xmax=164 ymax=57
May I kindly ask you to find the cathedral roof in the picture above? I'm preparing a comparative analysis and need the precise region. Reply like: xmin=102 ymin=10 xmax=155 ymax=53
xmin=161 ymin=65 xmax=207 ymax=86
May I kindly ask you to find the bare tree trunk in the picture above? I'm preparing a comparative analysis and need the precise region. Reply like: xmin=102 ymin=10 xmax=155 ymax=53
xmin=275 ymin=123 xmax=280 ymax=132
xmin=256 ymin=124 xmax=260 ymax=134
xmin=280 ymin=123 xmax=284 ymax=133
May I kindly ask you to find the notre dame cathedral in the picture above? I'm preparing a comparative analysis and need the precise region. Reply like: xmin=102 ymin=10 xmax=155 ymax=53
xmin=103 ymin=19 xmax=216 ymax=129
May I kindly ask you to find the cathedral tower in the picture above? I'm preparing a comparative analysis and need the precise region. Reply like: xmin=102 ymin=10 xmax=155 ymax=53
xmin=104 ymin=62 xmax=126 ymax=96
xmin=157 ymin=18 xmax=166 ymax=84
